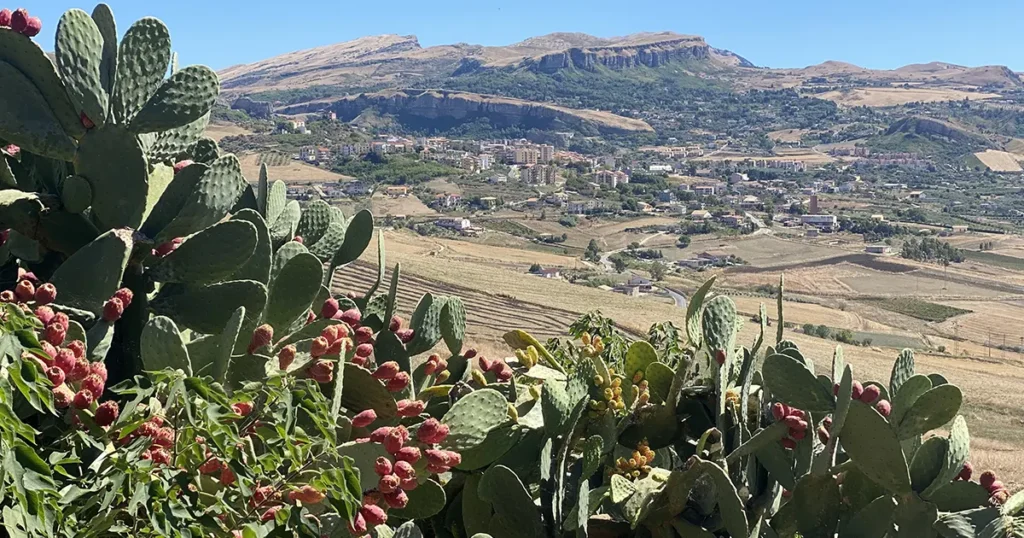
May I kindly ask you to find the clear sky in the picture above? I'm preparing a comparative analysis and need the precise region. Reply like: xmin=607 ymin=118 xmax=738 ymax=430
xmin=28 ymin=0 xmax=1024 ymax=72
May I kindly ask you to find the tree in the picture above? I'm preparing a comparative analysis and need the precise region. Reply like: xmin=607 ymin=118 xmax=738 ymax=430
xmin=613 ymin=256 xmax=628 ymax=273
xmin=650 ymin=261 xmax=667 ymax=281
xmin=802 ymin=323 xmax=815 ymax=335
xmin=584 ymin=239 xmax=601 ymax=262
xmin=629 ymin=241 xmax=641 ymax=250
xmin=814 ymin=325 xmax=831 ymax=339
xmin=529 ymin=263 xmax=542 ymax=273
xmin=677 ymin=235 xmax=691 ymax=249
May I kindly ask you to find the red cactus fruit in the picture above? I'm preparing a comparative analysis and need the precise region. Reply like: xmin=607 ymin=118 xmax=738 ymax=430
xmin=355 ymin=326 xmax=373 ymax=343
xmin=369 ymin=426 xmax=393 ymax=443
xmin=378 ymin=474 xmax=400 ymax=494
xmin=292 ymin=236 xmax=303 ymax=244
xmin=360 ymin=504 xmax=388 ymax=526
xmin=321 ymin=324 xmax=341 ymax=344
xmin=310 ymin=336 xmax=329 ymax=358
xmin=102 ymin=298 xmax=124 ymax=322
xmin=50 ymin=312 xmax=69 ymax=330
xmin=395 ymin=446 xmax=422 ymax=463
xmin=789 ymin=427 xmax=807 ymax=441
xmin=289 ymin=485 xmax=324 ymax=504
xmin=10 ymin=8 xmax=28 ymax=33
xmin=383 ymin=489 xmax=409 ymax=509
xmin=35 ymin=306 xmax=55 ymax=325
xmin=780 ymin=437 xmax=797 ymax=450
xmin=783 ymin=416 xmax=807 ymax=430
xmin=0 ymin=9 xmax=11 ymax=26
xmin=389 ymin=315 xmax=402 ymax=332
xmin=396 ymin=399 xmax=425 ymax=417
xmin=386 ymin=372 xmax=410 ymax=392
xmin=153 ymin=427 xmax=175 ymax=447
xmin=0 ymin=290 xmax=13 ymax=303
xmin=80 ymin=113 xmax=95 ymax=129
xmin=771 ymin=402 xmax=788 ymax=421
xmin=822 ymin=416 xmax=833 ymax=429
xmin=832 ymin=383 xmax=840 ymax=396
xmin=372 ymin=361 xmax=399 ymax=380
xmin=875 ymin=399 xmax=892 ymax=417
xmin=34 ymin=283 xmax=56 ymax=305
xmin=54 ymin=348 xmax=76 ymax=374
xmin=14 ymin=279 xmax=34 ymax=302
xmin=72 ymin=389 xmax=94 ymax=409
xmin=149 ymin=447 xmax=171 ymax=466
xmin=45 ymin=366 xmax=65 ymax=387
xmin=416 ymin=418 xmax=450 ymax=445
xmin=714 ymin=348 xmax=726 ymax=366
xmin=989 ymin=480 xmax=1005 ymax=493
xmin=851 ymin=381 xmax=864 ymax=400
xmin=347 ymin=512 xmax=367 ymax=535
xmin=817 ymin=426 xmax=830 ymax=444
xmin=136 ymin=421 xmax=157 ymax=438
xmin=340 ymin=308 xmax=361 ymax=327
xmin=860 ymin=385 xmax=881 ymax=404
xmin=95 ymin=400 xmax=119 ymax=427
xmin=383 ymin=427 xmax=406 ymax=454
xmin=81 ymin=373 xmax=104 ymax=396
xmin=957 ymin=462 xmax=974 ymax=481
xmin=153 ymin=239 xmax=181 ymax=257
xmin=464 ymin=348 xmax=478 ymax=359
xmin=425 ymin=449 xmax=450 ymax=468
xmin=352 ymin=409 xmax=377 ymax=428
xmin=198 ymin=457 xmax=223 ymax=475
xmin=232 ymin=401 xmax=253 ymax=417
xmin=393 ymin=460 xmax=415 ymax=480
xmin=251 ymin=485 xmax=275 ymax=507
xmin=445 ymin=450 xmax=462 ymax=467
xmin=496 ymin=362 xmax=514 ymax=382
xmin=278 ymin=344 xmax=296 ymax=370
xmin=478 ymin=357 xmax=494 ymax=372
xmin=23 ymin=15 xmax=40 ymax=37
xmin=308 ymin=360 xmax=334 ymax=383
xmin=112 ymin=288 xmax=133 ymax=308
xmin=68 ymin=357 xmax=90 ymax=382
xmin=260 ymin=506 xmax=280 ymax=522
xmin=355 ymin=343 xmax=374 ymax=359
xmin=374 ymin=456 xmax=393 ymax=476
xmin=320 ymin=298 xmax=339 ymax=320
xmin=991 ymin=489 xmax=1009 ymax=504
xmin=351 ymin=355 xmax=367 ymax=367
xmin=305 ymin=309 xmax=316 ymax=325
xmin=980 ymin=471 xmax=997 ymax=489
xmin=395 ymin=328 xmax=415 ymax=343
xmin=40 ymin=341 xmax=57 ymax=360
xmin=90 ymin=360 xmax=107 ymax=382
xmin=400 ymin=476 xmax=418 ymax=491
xmin=52 ymin=385 xmax=73 ymax=408
xmin=247 ymin=324 xmax=273 ymax=354
xmin=173 ymin=160 xmax=194 ymax=173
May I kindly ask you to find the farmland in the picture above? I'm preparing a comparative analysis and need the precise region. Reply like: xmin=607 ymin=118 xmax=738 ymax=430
xmin=858 ymin=297 xmax=973 ymax=322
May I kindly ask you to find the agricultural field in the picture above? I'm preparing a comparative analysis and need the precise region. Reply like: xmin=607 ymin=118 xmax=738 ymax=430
xmin=934 ymin=300 xmax=1024 ymax=348
xmin=238 ymin=153 xmax=347 ymax=183
xmin=203 ymin=121 xmax=254 ymax=141
xmin=815 ymin=87 xmax=1001 ymax=106
xmin=704 ymin=235 xmax=853 ymax=268
xmin=858 ymin=297 xmax=973 ymax=322
xmin=972 ymin=149 xmax=1024 ymax=173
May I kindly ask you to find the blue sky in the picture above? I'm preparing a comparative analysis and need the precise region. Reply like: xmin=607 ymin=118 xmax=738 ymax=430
xmin=28 ymin=0 xmax=1024 ymax=71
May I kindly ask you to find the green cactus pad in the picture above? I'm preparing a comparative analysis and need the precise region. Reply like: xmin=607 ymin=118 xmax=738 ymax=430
xmin=307 ymin=222 xmax=345 ymax=261
xmin=86 ymin=319 xmax=115 ymax=360
xmin=337 ymin=441 xmax=390 ymax=492
xmin=271 ymin=241 xmax=308 ymax=281
xmin=440 ymin=388 xmax=508 ymax=452
xmin=188 ymin=137 xmax=219 ymax=164
xmin=891 ymin=374 xmax=933 ymax=426
xmin=842 ymin=495 xmax=897 ymax=538
xmin=150 ymin=280 xmax=266 ymax=335
xmin=50 ymin=228 xmax=132 ymax=314
xmin=923 ymin=415 xmax=969 ymax=498
xmin=456 ymin=425 xmax=526 ymax=471
xmin=477 ymin=465 xmax=543 ymax=538
xmin=340 ymin=363 xmax=398 ymax=420
xmin=762 ymin=353 xmax=835 ymax=412
xmin=896 ymin=384 xmax=963 ymax=440
xmin=685 ymin=276 xmax=716 ymax=348
xmin=832 ymin=364 xmax=854 ymax=437
xmin=331 ymin=209 xmax=374 ymax=268
xmin=910 ymin=437 xmax=946 ymax=494
xmin=0 ymin=61 xmax=77 ymax=161
xmin=265 ymin=180 xmax=287 ymax=225
xmin=893 ymin=495 xmax=938 ymax=538
xmin=55 ymin=9 xmax=109 ymax=128
xmin=609 ymin=474 xmax=637 ymax=505
xmin=150 ymin=220 xmax=258 ymax=284
xmin=141 ymin=316 xmax=192 ymax=374
xmin=701 ymin=294 xmax=737 ymax=354
xmin=388 ymin=479 xmax=446 ymax=520
xmin=271 ymin=319 xmax=341 ymax=354
xmin=140 ymin=162 xmax=206 ymax=237
xmin=90 ymin=5 xmax=116 ymax=95
xmin=789 ymin=474 xmax=841 ymax=538
xmin=269 ymin=200 xmax=301 ymax=247
xmin=263 ymin=252 xmax=323 ymax=334
xmin=256 ymin=164 xmax=269 ymax=215
xmin=60 ymin=175 xmax=93 ymax=214
xmin=832 ymin=344 xmax=845 ymax=383
xmin=111 ymin=17 xmax=171 ymax=124
xmin=838 ymin=467 xmax=888 ymax=516
xmin=624 ymin=340 xmax=658 ymax=383
xmin=141 ymin=113 xmax=209 ymax=162
xmin=928 ymin=481 xmax=991 ymax=512
xmin=295 ymin=199 xmax=332 ymax=245
xmin=840 ymin=401 xmax=912 ymax=494
xmin=462 ymin=474 xmax=493 ymax=536
xmin=644 ymin=361 xmax=674 ymax=403
xmin=0 ymin=29 xmax=84 ymax=141
xmin=157 ymin=154 xmax=246 ymax=240
xmin=407 ymin=293 xmax=446 ymax=356
xmin=75 ymin=124 xmax=149 ymax=229
xmin=130 ymin=66 xmax=218 ymax=133
xmin=229 ymin=210 xmax=272 ymax=285
xmin=890 ymin=348 xmax=915 ymax=396
xmin=440 ymin=296 xmax=467 ymax=356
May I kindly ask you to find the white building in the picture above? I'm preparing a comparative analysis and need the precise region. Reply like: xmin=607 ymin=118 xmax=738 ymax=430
xmin=799 ymin=214 xmax=838 ymax=230
xmin=436 ymin=218 xmax=472 ymax=231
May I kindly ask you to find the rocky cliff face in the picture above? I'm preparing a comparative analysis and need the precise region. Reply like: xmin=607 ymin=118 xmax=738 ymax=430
xmin=230 ymin=97 xmax=273 ymax=118
xmin=522 ymin=36 xmax=714 ymax=73
xmin=279 ymin=90 xmax=653 ymax=134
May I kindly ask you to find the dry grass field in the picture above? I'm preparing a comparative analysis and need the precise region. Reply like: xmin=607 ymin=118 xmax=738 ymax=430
xmin=767 ymin=128 xmax=808 ymax=143
xmin=333 ymin=230 xmax=1024 ymax=486
xmin=204 ymin=121 xmax=254 ymax=141
xmin=972 ymin=150 xmax=1024 ymax=172
xmin=519 ymin=216 xmax=676 ymax=251
xmin=817 ymin=87 xmax=1001 ymax=107
xmin=238 ymin=153 xmax=347 ymax=183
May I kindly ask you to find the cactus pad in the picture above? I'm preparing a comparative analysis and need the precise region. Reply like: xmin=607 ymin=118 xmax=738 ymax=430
xmin=923 ymin=416 xmax=969 ymax=498
xmin=896 ymin=384 xmax=962 ymax=440
xmin=50 ymin=228 xmax=132 ymax=314
xmin=150 ymin=280 xmax=267 ymax=335
xmin=295 ymin=199 xmax=332 ymax=245
xmin=441 ymin=388 xmax=508 ymax=452
xmin=685 ymin=275 xmax=716 ymax=348
xmin=762 ymin=353 xmax=835 ymax=412
xmin=644 ymin=361 xmax=674 ymax=403
xmin=61 ymin=175 xmax=93 ymax=214
xmin=388 ymin=479 xmax=446 ymax=520
xmin=150 ymin=220 xmax=258 ymax=284
xmin=141 ymin=112 xmax=209 ymax=162
xmin=407 ymin=293 xmax=446 ymax=356
xmin=839 ymin=401 xmax=912 ymax=494
xmin=265 ymin=180 xmax=287 ymax=225
xmin=340 ymin=363 xmax=398 ymax=420
xmin=331 ymin=209 xmax=374 ymax=268
xmin=158 ymin=154 xmax=246 ymax=240
xmin=141 ymin=315 xmax=191 ymax=374
xmin=111 ymin=17 xmax=171 ymax=123
xmin=130 ymin=65 xmax=218 ymax=133
xmin=263 ymin=252 xmax=323 ymax=333
xmin=701 ymin=294 xmax=737 ymax=356
xmin=55 ymin=9 xmax=109 ymax=127
xmin=269 ymin=200 xmax=300 ymax=247
xmin=75 ymin=125 xmax=149 ymax=229
xmin=909 ymin=437 xmax=946 ymax=494
xmin=0 ymin=28 xmax=85 ymax=141
xmin=440 ymin=296 xmax=467 ymax=355
xmin=477 ymin=465 xmax=543 ymax=537
xmin=456 ymin=425 xmax=526 ymax=471
xmin=228 ymin=210 xmax=272 ymax=285
xmin=307 ymin=222 xmax=345 ymax=261
xmin=890 ymin=348 xmax=915 ymax=396
xmin=789 ymin=474 xmax=841 ymax=538
xmin=140 ymin=161 xmax=206 ymax=237
xmin=891 ymin=374 xmax=933 ymax=426
xmin=90 ymin=4 xmax=117 ymax=95
xmin=0 ymin=61 xmax=77 ymax=161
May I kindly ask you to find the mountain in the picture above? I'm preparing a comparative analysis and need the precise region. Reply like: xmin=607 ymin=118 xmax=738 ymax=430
xmin=218 ymin=31 xmax=752 ymax=94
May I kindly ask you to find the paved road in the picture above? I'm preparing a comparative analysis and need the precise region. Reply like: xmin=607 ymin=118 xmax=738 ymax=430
xmin=745 ymin=211 xmax=773 ymax=236
xmin=598 ymin=231 xmax=667 ymax=271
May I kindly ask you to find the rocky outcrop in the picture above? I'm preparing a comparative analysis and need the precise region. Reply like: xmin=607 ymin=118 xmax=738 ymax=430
xmin=279 ymin=89 xmax=653 ymax=134
xmin=522 ymin=36 xmax=713 ymax=73
xmin=230 ymin=97 xmax=273 ymax=118
xmin=886 ymin=116 xmax=979 ymax=143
